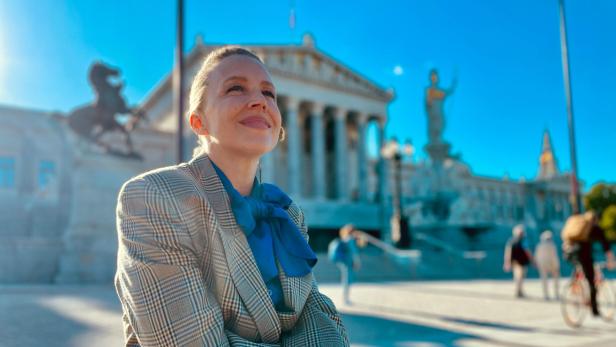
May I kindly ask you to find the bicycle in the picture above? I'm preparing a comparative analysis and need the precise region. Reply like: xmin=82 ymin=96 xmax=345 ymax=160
xmin=560 ymin=261 xmax=616 ymax=328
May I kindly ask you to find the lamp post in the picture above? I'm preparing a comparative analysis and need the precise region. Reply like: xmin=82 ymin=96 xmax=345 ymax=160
xmin=174 ymin=0 xmax=185 ymax=164
xmin=382 ymin=137 xmax=415 ymax=248
xmin=557 ymin=0 xmax=582 ymax=214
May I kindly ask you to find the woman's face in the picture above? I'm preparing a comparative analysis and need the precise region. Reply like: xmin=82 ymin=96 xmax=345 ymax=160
xmin=201 ymin=55 xmax=282 ymax=158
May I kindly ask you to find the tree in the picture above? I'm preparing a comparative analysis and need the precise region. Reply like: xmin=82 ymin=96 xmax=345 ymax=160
xmin=584 ymin=183 xmax=616 ymax=242
xmin=600 ymin=205 xmax=616 ymax=242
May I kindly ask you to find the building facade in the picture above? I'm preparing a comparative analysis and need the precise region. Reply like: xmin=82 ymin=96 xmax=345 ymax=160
xmin=0 ymin=106 xmax=71 ymax=282
xmin=0 ymin=35 xmax=575 ymax=282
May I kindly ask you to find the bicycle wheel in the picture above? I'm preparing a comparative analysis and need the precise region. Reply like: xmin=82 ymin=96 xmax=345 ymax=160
xmin=597 ymin=281 xmax=616 ymax=322
xmin=561 ymin=280 xmax=588 ymax=328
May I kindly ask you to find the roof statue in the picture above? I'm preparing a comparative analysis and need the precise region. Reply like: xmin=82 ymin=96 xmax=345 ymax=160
xmin=67 ymin=61 xmax=147 ymax=159
xmin=424 ymin=69 xmax=457 ymax=163
xmin=425 ymin=69 xmax=456 ymax=145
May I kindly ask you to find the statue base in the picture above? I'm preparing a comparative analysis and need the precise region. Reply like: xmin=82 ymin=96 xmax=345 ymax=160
xmin=54 ymin=148 xmax=145 ymax=283
xmin=424 ymin=142 xmax=452 ymax=163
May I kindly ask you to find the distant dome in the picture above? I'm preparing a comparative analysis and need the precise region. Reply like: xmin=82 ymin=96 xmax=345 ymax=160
xmin=302 ymin=33 xmax=315 ymax=48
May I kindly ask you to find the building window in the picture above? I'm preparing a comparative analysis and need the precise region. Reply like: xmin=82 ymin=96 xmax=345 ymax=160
xmin=38 ymin=160 xmax=56 ymax=190
xmin=516 ymin=206 xmax=524 ymax=221
xmin=0 ymin=157 xmax=16 ymax=188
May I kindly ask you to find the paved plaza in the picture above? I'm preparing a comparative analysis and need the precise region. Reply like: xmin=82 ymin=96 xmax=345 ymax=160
xmin=1 ymin=279 xmax=615 ymax=347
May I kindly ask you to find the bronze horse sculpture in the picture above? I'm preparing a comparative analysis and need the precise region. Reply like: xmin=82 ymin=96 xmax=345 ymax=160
xmin=67 ymin=62 xmax=146 ymax=158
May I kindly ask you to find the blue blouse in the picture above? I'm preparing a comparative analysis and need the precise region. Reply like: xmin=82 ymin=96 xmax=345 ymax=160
xmin=212 ymin=163 xmax=317 ymax=309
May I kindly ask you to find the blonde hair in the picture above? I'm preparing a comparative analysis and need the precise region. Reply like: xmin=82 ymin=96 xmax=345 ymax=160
xmin=189 ymin=46 xmax=263 ymax=157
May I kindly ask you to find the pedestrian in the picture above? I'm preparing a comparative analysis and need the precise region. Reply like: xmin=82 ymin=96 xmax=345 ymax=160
xmin=534 ymin=230 xmax=560 ymax=300
xmin=329 ymin=224 xmax=364 ymax=305
xmin=503 ymin=224 xmax=533 ymax=298
xmin=114 ymin=46 xmax=348 ymax=346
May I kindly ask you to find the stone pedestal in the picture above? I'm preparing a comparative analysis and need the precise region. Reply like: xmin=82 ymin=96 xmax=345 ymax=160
xmin=55 ymin=143 xmax=156 ymax=283
xmin=424 ymin=142 xmax=452 ymax=163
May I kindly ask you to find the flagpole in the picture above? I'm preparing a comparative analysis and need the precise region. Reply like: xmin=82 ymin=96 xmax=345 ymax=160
xmin=174 ymin=0 xmax=185 ymax=164
xmin=557 ymin=0 xmax=582 ymax=214
xmin=289 ymin=0 xmax=296 ymax=42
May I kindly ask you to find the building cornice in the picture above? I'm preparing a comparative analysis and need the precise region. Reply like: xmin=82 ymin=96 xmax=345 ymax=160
xmin=139 ymin=40 xmax=394 ymax=113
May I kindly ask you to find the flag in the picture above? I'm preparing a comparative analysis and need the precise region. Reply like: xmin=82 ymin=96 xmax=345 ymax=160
xmin=289 ymin=8 xmax=296 ymax=30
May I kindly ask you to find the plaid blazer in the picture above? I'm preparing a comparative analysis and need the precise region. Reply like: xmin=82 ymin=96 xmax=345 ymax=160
xmin=115 ymin=154 xmax=349 ymax=347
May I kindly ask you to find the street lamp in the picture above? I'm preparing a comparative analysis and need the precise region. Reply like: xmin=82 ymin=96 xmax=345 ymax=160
xmin=557 ymin=0 xmax=582 ymax=214
xmin=381 ymin=137 xmax=414 ymax=248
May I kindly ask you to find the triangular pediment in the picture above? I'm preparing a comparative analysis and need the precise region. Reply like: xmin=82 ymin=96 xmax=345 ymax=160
xmin=254 ymin=46 xmax=392 ymax=101
xmin=140 ymin=39 xmax=392 ymax=131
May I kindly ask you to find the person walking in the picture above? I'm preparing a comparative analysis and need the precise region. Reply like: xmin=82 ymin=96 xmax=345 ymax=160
xmin=329 ymin=224 xmax=363 ymax=305
xmin=503 ymin=224 xmax=533 ymax=298
xmin=534 ymin=230 xmax=560 ymax=300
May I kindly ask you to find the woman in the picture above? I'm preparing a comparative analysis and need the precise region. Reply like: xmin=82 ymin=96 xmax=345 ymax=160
xmin=503 ymin=224 xmax=533 ymax=298
xmin=115 ymin=46 xmax=348 ymax=346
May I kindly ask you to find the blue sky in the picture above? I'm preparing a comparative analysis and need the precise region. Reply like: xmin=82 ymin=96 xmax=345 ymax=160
xmin=1 ymin=0 xmax=614 ymax=187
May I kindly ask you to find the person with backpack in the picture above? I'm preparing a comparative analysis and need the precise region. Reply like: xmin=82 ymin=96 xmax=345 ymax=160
xmin=562 ymin=211 xmax=616 ymax=317
xmin=328 ymin=224 xmax=363 ymax=305
xmin=503 ymin=224 xmax=533 ymax=298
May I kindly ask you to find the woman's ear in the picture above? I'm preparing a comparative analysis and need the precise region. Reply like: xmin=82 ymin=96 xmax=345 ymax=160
xmin=189 ymin=113 xmax=208 ymax=136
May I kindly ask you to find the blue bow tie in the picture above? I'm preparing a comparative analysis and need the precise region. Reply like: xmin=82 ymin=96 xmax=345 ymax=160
xmin=212 ymin=164 xmax=317 ymax=282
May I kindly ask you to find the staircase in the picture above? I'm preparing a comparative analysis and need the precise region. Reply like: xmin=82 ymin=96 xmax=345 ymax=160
xmin=412 ymin=232 xmax=489 ymax=279
xmin=313 ymin=246 xmax=420 ymax=283
xmin=313 ymin=231 xmax=511 ymax=283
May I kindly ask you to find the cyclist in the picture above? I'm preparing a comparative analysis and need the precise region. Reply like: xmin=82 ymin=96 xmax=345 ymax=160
xmin=563 ymin=211 xmax=616 ymax=317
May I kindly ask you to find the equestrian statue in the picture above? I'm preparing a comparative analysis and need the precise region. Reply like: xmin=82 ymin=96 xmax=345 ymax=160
xmin=66 ymin=61 xmax=146 ymax=159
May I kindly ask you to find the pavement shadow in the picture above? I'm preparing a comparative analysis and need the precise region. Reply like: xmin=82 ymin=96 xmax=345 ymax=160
xmin=0 ymin=295 xmax=90 ymax=347
xmin=354 ymin=303 xmax=592 ymax=337
xmin=405 ymin=284 xmax=554 ymax=304
xmin=341 ymin=311 xmax=486 ymax=347
xmin=0 ymin=285 xmax=123 ymax=347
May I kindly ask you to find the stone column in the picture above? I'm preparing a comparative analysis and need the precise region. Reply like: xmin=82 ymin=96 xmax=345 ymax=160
xmin=333 ymin=107 xmax=348 ymax=200
xmin=377 ymin=118 xmax=387 ymax=204
xmin=311 ymin=103 xmax=326 ymax=200
xmin=356 ymin=113 xmax=369 ymax=202
xmin=259 ymin=150 xmax=274 ymax=183
xmin=376 ymin=117 xmax=391 ymax=243
xmin=286 ymin=97 xmax=301 ymax=198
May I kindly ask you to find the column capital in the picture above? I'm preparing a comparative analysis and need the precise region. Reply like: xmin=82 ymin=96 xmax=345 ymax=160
xmin=355 ymin=111 xmax=369 ymax=125
xmin=333 ymin=107 xmax=348 ymax=120
xmin=285 ymin=96 xmax=301 ymax=110
xmin=309 ymin=101 xmax=326 ymax=115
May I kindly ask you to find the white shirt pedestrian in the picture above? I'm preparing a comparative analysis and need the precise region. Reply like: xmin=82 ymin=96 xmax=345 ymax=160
xmin=534 ymin=230 xmax=560 ymax=300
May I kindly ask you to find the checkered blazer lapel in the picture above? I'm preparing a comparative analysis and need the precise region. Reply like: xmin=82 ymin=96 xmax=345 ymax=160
xmin=277 ymin=266 xmax=313 ymax=330
xmin=189 ymin=154 xmax=281 ymax=342
xmin=276 ymin=203 xmax=315 ymax=330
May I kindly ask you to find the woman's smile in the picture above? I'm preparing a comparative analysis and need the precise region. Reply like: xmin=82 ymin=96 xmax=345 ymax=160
xmin=239 ymin=115 xmax=271 ymax=129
